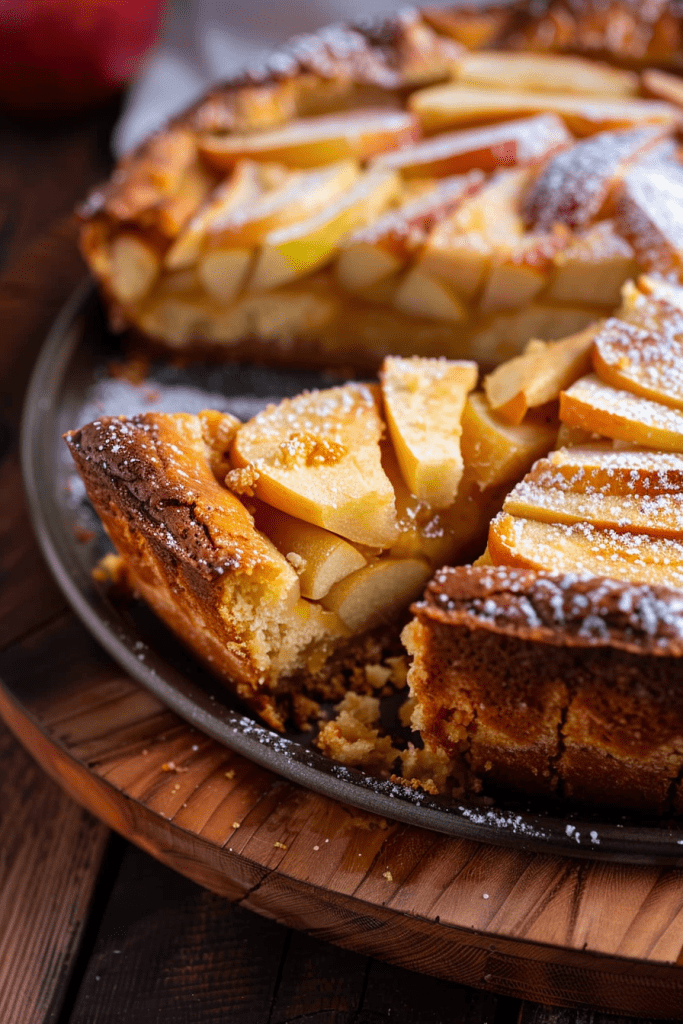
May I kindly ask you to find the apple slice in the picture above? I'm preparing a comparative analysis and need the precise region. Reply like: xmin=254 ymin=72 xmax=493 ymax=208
xmin=164 ymin=161 xmax=263 ymax=270
xmin=503 ymin=478 xmax=683 ymax=538
xmin=336 ymin=171 xmax=483 ymax=293
xmin=250 ymin=500 xmax=367 ymax=600
xmin=524 ymin=125 xmax=670 ymax=231
xmin=615 ymin=163 xmax=683 ymax=276
xmin=593 ymin=309 xmax=683 ymax=410
xmin=373 ymin=113 xmax=571 ymax=178
xmin=230 ymin=383 xmax=398 ymax=548
xmin=381 ymin=443 xmax=490 ymax=567
xmin=320 ymin=556 xmax=431 ymax=632
xmin=393 ymin=267 xmax=467 ymax=324
xmin=380 ymin=356 xmax=478 ymax=508
xmin=249 ymin=168 xmax=400 ymax=291
xmin=642 ymin=69 xmax=683 ymax=109
xmin=419 ymin=168 xmax=530 ymax=298
xmin=453 ymin=51 xmax=639 ymax=97
xmin=198 ymin=109 xmax=420 ymax=170
xmin=548 ymin=220 xmax=636 ymax=307
xmin=422 ymin=6 xmax=512 ymax=49
xmin=478 ymin=252 xmax=551 ymax=313
xmin=198 ymin=248 xmax=254 ymax=304
xmin=536 ymin=444 xmax=683 ymax=496
xmin=484 ymin=325 xmax=597 ymax=425
xmin=203 ymin=159 xmax=359 ymax=248
xmin=109 ymin=233 xmax=160 ymax=303
xmin=560 ymin=374 xmax=683 ymax=452
xmin=460 ymin=391 xmax=557 ymax=490
xmin=409 ymin=84 xmax=681 ymax=136
xmin=488 ymin=513 xmax=683 ymax=589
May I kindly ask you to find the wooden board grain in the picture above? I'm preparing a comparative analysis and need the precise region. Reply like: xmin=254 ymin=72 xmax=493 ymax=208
xmin=0 ymin=723 xmax=110 ymax=1024
xmin=3 ymin=615 xmax=683 ymax=1019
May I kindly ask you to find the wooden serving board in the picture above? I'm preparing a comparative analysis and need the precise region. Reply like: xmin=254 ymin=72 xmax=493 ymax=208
xmin=4 ymin=222 xmax=683 ymax=1021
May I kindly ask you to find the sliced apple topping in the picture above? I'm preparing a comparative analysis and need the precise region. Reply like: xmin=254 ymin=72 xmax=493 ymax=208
xmin=336 ymin=171 xmax=483 ymax=293
xmin=548 ymin=220 xmax=636 ymax=307
xmin=408 ymin=84 xmax=681 ymax=136
xmin=560 ymin=374 xmax=683 ymax=452
xmin=524 ymin=126 xmax=670 ymax=232
xmin=419 ymin=168 xmax=530 ymax=299
xmin=642 ymin=69 xmax=683 ymax=109
xmin=453 ymin=52 xmax=639 ymax=97
xmin=380 ymin=356 xmax=477 ymax=508
xmin=393 ymin=267 xmax=468 ymax=324
xmin=592 ymin=307 xmax=683 ymax=410
xmin=320 ymin=557 xmax=432 ymax=633
xmin=165 ymin=161 xmax=263 ymax=270
xmin=109 ymin=233 xmax=160 ymax=304
xmin=203 ymin=160 xmax=360 ymax=248
xmin=198 ymin=109 xmax=420 ymax=170
xmin=615 ymin=163 xmax=683 ymax=276
xmin=484 ymin=325 xmax=597 ymax=425
xmin=230 ymin=383 xmax=399 ymax=548
xmin=460 ymin=391 xmax=557 ymax=490
xmin=488 ymin=513 xmax=683 ymax=590
xmin=198 ymin=249 xmax=254 ymax=305
xmin=504 ymin=474 xmax=683 ymax=538
xmin=537 ymin=444 xmax=683 ymax=495
xmin=250 ymin=168 xmax=400 ymax=291
xmin=373 ymin=113 xmax=571 ymax=177
xmin=250 ymin=500 xmax=367 ymax=600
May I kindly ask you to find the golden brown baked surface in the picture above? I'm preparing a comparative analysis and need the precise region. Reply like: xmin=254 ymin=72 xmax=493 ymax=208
xmin=78 ymin=2 xmax=683 ymax=370
xmin=406 ymin=565 xmax=683 ymax=812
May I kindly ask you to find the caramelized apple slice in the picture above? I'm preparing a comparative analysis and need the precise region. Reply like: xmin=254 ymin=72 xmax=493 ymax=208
xmin=538 ymin=443 xmax=683 ymax=496
xmin=381 ymin=443 xmax=489 ymax=567
xmin=419 ymin=169 xmax=530 ymax=298
xmin=320 ymin=556 xmax=431 ymax=632
xmin=504 ymin=478 xmax=683 ymax=538
xmin=615 ymin=163 xmax=683 ymax=276
xmin=560 ymin=374 xmax=683 ymax=452
xmin=373 ymin=113 xmax=571 ymax=177
xmin=199 ymin=109 xmax=420 ymax=169
xmin=336 ymin=171 xmax=482 ymax=293
xmin=409 ymin=84 xmax=681 ymax=135
xmin=204 ymin=160 xmax=359 ymax=248
xmin=250 ymin=168 xmax=400 ymax=291
xmin=454 ymin=52 xmax=639 ymax=96
xmin=488 ymin=513 xmax=683 ymax=589
xmin=165 ymin=161 xmax=263 ymax=270
xmin=250 ymin=500 xmax=367 ymax=600
xmin=198 ymin=248 xmax=253 ymax=304
xmin=548 ymin=221 xmax=636 ymax=307
xmin=593 ymin=311 xmax=683 ymax=410
xmin=230 ymin=383 xmax=398 ymax=548
xmin=109 ymin=233 xmax=160 ymax=303
xmin=484 ymin=325 xmax=597 ymax=425
xmin=460 ymin=391 xmax=557 ymax=489
xmin=422 ymin=6 xmax=511 ymax=49
xmin=524 ymin=126 xmax=670 ymax=231
xmin=380 ymin=356 xmax=477 ymax=508
xmin=642 ymin=69 xmax=683 ymax=109
xmin=393 ymin=267 xmax=467 ymax=324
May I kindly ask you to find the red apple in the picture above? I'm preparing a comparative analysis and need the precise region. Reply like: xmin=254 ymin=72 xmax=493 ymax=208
xmin=0 ymin=0 xmax=163 ymax=114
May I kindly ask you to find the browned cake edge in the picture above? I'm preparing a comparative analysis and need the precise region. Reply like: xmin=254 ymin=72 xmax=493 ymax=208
xmin=405 ymin=565 xmax=683 ymax=812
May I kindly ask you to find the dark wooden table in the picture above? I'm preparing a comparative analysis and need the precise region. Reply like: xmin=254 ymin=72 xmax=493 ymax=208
xmin=0 ymin=100 xmax=679 ymax=1024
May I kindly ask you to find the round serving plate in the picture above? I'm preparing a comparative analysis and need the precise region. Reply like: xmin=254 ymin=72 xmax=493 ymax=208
xmin=19 ymin=281 xmax=683 ymax=864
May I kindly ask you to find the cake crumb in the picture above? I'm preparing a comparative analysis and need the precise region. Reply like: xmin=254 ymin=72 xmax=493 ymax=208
xmin=383 ymin=870 xmax=393 ymax=882
xmin=274 ymin=841 xmax=288 ymax=850
xmin=224 ymin=769 xmax=236 ymax=779
xmin=232 ymin=821 xmax=241 ymax=829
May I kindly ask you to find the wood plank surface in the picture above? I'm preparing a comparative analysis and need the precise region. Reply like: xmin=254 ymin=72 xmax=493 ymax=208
xmin=0 ymin=723 xmax=110 ymax=1024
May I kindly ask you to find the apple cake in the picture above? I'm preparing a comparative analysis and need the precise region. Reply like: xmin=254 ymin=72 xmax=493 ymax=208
xmin=79 ymin=2 xmax=683 ymax=370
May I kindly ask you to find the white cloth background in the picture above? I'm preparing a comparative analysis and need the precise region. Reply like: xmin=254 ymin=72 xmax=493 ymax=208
xmin=114 ymin=0 xmax=407 ymax=155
